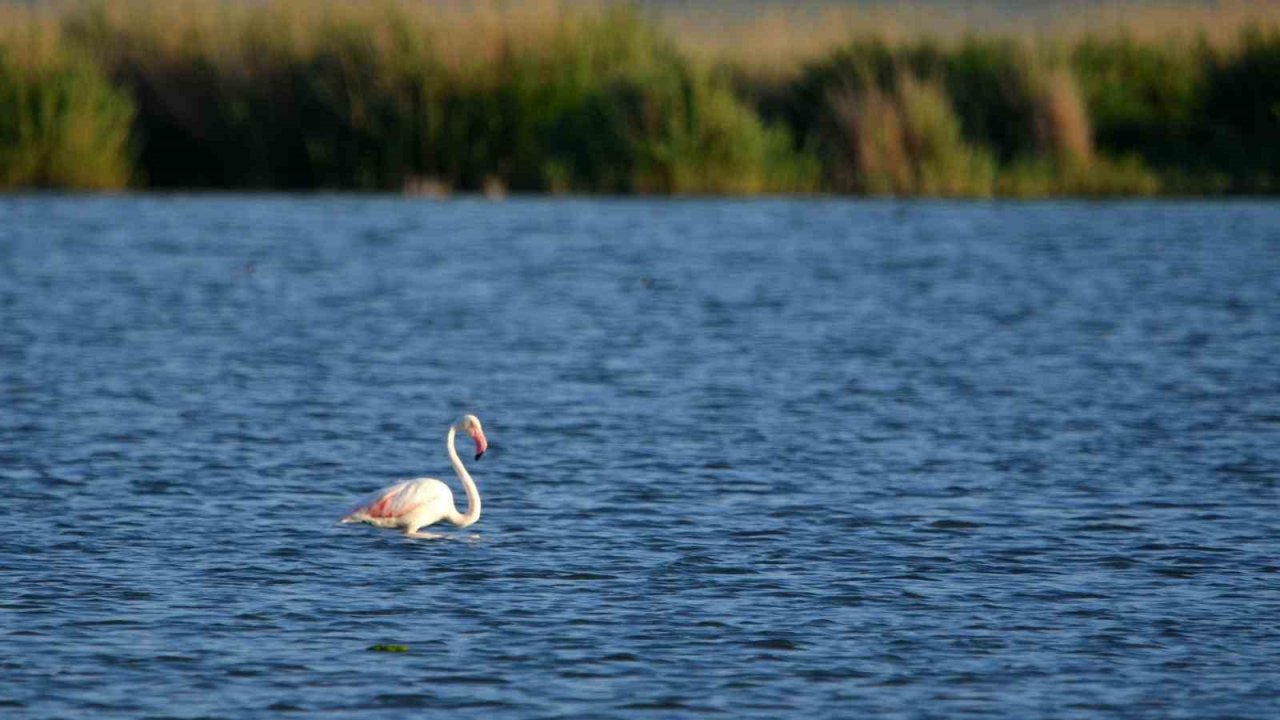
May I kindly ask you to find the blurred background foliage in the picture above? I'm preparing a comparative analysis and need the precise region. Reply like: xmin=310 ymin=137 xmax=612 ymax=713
xmin=1 ymin=0 xmax=1279 ymax=195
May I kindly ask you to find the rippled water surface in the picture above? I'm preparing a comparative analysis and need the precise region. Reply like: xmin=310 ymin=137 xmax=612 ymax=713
xmin=2 ymin=197 xmax=1278 ymax=718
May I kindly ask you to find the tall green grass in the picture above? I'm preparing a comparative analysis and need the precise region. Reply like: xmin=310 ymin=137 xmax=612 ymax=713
xmin=813 ymin=70 xmax=995 ymax=195
xmin=1071 ymin=30 xmax=1280 ymax=193
xmin=55 ymin=0 xmax=816 ymax=193
xmin=1202 ymin=28 xmax=1280 ymax=191
xmin=778 ymin=38 xmax=1158 ymax=196
xmin=0 ymin=44 xmax=133 ymax=190
xmin=0 ymin=0 xmax=1279 ymax=195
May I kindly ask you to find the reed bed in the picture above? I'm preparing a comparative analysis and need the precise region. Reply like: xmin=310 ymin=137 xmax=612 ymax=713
xmin=0 ymin=0 xmax=1278 ymax=194
xmin=0 ymin=6 xmax=132 ymax=189
xmin=666 ymin=0 xmax=1280 ymax=76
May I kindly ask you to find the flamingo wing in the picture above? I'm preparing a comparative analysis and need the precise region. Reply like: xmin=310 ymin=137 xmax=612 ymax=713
xmin=347 ymin=479 xmax=448 ymax=520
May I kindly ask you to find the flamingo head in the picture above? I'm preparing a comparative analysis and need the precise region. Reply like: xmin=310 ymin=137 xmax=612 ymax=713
xmin=458 ymin=414 xmax=488 ymax=460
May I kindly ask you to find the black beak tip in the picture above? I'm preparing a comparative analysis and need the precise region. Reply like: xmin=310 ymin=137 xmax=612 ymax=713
xmin=475 ymin=451 xmax=485 ymax=461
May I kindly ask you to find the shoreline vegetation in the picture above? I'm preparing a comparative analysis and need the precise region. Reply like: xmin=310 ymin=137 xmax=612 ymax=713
xmin=2 ymin=1 xmax=1280 ymax=195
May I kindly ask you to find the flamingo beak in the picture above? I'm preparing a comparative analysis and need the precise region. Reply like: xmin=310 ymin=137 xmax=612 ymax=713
xmin=471 ymin=429 xmax=488 ymax=461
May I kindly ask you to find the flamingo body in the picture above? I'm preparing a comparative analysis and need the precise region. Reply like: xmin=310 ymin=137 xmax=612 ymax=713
xmin=342 ymin=478 xmax=456 ymax=532
xmin=341 ymin=414 xmax=488 ymax=538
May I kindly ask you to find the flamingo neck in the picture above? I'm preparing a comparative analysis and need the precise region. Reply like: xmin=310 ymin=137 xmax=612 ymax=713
xmin=446 ymin=426 xmax=481 ymax=528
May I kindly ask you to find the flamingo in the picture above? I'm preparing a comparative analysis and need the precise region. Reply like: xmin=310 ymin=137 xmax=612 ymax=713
xmin=341 ymin=414 xmax=489 ymax=538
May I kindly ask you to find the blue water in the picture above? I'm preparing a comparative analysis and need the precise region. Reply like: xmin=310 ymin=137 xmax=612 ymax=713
xmin=1 ymin=197 xmax=1278 ymax=718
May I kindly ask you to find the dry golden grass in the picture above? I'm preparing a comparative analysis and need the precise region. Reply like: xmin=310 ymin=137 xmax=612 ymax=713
xmin=1032 ymin=65 xmax=1093 ymax=165
xmin=660 ymin=0 xmax=1280 ymax=76
xmin=822 ymin=73 xmax=996 ymax=196
xmin=827 ymin=83 xmax=909 ymax=193
xmin=9 ymin=0 xmax=1280 ymax=75
xmin=0 ymin=3 xmax=66 ymax=66
xmin=45 ymin=0 xmax=637 ymax=77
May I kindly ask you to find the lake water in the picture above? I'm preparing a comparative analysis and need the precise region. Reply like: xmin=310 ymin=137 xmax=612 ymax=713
xmin=1 ymin=197 xmax=1277 ymax=718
